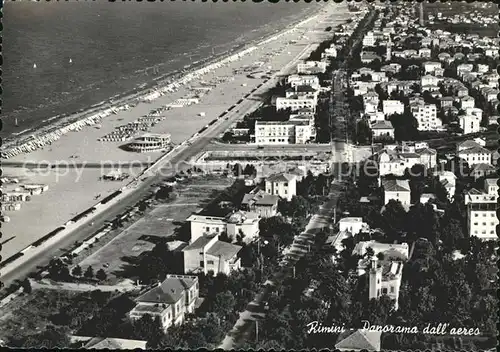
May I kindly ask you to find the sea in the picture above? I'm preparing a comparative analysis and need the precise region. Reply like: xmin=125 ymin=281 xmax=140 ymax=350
xmin=2 ymin=0 xmax=322 ymax=138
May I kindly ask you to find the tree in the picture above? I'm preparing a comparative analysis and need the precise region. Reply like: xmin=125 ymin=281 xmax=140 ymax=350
xmin=15 ymin=325 xmax=70 ymax=349
xmin=71 ymin=265 xmax=82 ymax=277
xmin=132 ymin=314 xmax=164 ymax=348
xmin=22 ymin=278 xmax=32 ymax=294
xmin=212 ymin=291 xmax=236 ymax=321
xmin=243 ymin=164 xmax=256 ymax=176
xmin=232 ymin=163 xmax=243 ymax=176
xmin=47 ymin=258 xmax=70 ymax=281
xmin=96 ymin=269 xmax=107 ymax=281
xmin=84 ymin=266 xmax=94 ymax=279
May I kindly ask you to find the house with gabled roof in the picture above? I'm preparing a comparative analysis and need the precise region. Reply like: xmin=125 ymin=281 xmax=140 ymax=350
xmin=241 ymin=189 xmax=279 ymax=218
xmin=182 ymin=234 xmax=241 ymax=275
xmin=129 ymin=274 xmax=200 ymax=331
xmin=382 ymin=179 xmax=410 ymax=206
xmin=335 ymin=329 xmax=382 ymax=351
xmin=265 ymin=172 xmax=297 ymax=201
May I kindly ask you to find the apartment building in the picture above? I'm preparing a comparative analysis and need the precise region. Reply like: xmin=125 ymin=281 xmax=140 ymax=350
xmin=465 ymin=178 xmax=498 ymax=240
xmin=410 ymin=103 xmax=441 ymax=131
xmin=254 ymin=120 xmax=315 ymax=145
xmin=297 ymin=61 xmax=327 ymax=74
xmin=129 ymin=275 xmax=200 ymax=332
xmin=275 ymin=97 xmax=316 ymax=112
xmin=187 ymin=210 xmax=260 ymax=244
xmin=287 ymin=75 xmax=320 ymax=90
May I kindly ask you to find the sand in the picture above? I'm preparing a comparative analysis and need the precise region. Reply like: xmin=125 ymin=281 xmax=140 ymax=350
xmin=1 ymin=3 xmax=350 ymax=261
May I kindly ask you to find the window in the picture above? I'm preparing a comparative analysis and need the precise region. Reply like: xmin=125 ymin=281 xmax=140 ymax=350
xmin=284 ymin=182 xmax=288 ymax=187
xmin=382 ymin=288 xmax=388 ymax=295
xmin=200 ymin=261 xmax=204 ymax=268
xmin=215 ymin=227 xmax=219 ymax=233
xmin=206 ymin=227 xmax=210 ymax=232
xmin=207 ymin=260 xmax=214 ymax=265
xmin=390 ymin=286 xmax=395 ymax=293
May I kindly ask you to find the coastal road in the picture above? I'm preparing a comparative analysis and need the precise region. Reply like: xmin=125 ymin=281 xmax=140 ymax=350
xmin=0 ymin=33 xmax=317 ymax=289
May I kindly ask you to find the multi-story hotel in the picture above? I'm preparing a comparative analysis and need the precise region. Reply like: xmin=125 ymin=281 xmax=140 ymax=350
xmin=254 ymin=120 xmax=315 ymax=145
xmin=465 ymin=178 xmax=498 ymax=240
xmin=410 ymin=103 xmax=441 ymax=131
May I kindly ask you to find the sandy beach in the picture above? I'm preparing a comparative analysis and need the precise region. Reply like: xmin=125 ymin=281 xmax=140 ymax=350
xmin=1 ymin=2 xmax=350 ymax=261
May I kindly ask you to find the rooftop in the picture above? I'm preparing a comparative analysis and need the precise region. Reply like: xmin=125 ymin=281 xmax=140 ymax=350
xmin=382 ymin=179 xmax=410 ymax=192
xmin=266 ymin=172 xmax=297 ymax=183
xmin=136 ymin=275 xmax=198 ymax=304
xmin=206 ymin=240 xmax=242 ymax=260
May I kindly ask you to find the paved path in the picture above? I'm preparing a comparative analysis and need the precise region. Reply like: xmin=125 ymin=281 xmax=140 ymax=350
xmin=28 ymin=278 xmax=144 ymax=293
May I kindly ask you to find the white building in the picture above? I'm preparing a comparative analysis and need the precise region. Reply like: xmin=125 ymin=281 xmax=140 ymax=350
xmin=182 ymin=235 xmax=242 ymax=275
xmin=459 ymin=114 xmax=481 ymax=134
xmin=382 ymin=100 xmax=405 ymax=116
xmin=371 ymin=120 xmax=395 ymax=140
xmin=265 ymin=173 xmax=297 ymax=201
xmin=421 ymin=74 xmax=440 ymax=87
xmin=287 ymin=75 xmax=320 ymax=90
xmin=187 ymin=210 xmax=260 ymax=244
xmin=338 ymin=217 xmax=369 ymax=235
xmin=254 ymin=120 xmax=315 ymax=145
xmin=434 ymin=171 xmax=456 ymax=200
xmin=410 ymin=103 xmax=441 ymax=131
xmin=457 ymin=145 xmax=491 ymax=166
xmin=129 ymin=275 xmax=200 ymax=332
xmin=275 ymin=97 xmax=316 ymax=112
xmin=465 ymin=178 xmax=498 ymax=240
xmin=460 ymin=96 xmax=475 ymax=110
xmin=382 ymin=179 xmax=411 ymax=206
xmin=126 ymin=133 xmax=171 ymax=153
xmin=368 ymin=258 xmax=404 ymax=310
xmin=377 ymin=147 xmax=437 ymax=176
xmin=297 ymin=61 xmax=327 ymax=74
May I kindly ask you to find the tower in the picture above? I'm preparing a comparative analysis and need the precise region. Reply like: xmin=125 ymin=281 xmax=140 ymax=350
xmin=368 ymin=257 xmax=382 ymax=301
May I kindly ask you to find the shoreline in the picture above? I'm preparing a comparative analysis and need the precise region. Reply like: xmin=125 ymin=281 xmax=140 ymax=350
xmin=2 ymin=8 xmax=324 ymax=158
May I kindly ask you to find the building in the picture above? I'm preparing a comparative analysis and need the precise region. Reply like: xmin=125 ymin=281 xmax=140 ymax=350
xmin=460 ymin=95 xmax=475 ymax=109
xmin=377 ymin=146 xmax=437 ymax=176
xmin=182 ymin=235 xmax=242 ymax=275
xmin=458 ymin=114 xmax=481 ymax=134
xmin=241 ymin=189 xmax=279 ymax=218
xmin=382 ymin=179 xmax=411 ymax=206
xmin=126 ymin=133 xmax=171 ymax=153
xmin=465 ymin=178 xmax=498 ymax=240
xmin=254 ymin=120 xmax=315 ymax=145
xmin=410 ymin=103 xmax=441 ymax=131
xmin=382 ymin=100 xmax=404 ymax=116
xmin=423 ymin=61 xmax=442 ymax=74
xmin=434 ymin=171 xmax=456 ymax=200
xmin=297 ymin=61 xmax=327 ymax=74
xmin=457 ymin=145 xmax=491 ymax=166
xmin=129 ymin=275 xmax=200 ymax=332
xmin=187 ymin=210 xmax=260 ymax=244
xmin=368 ymin=258 xmax=404 ymax=310
xmin=265 ymin=172 xmax=297 ymax=201
xmin=471 ymin=163 xmax=496 ymax=181
xmin=338 ymin=217 xmax=369 ymax=235
xmin=371 ymin=120 xmax=395 ymax=140
xmin=421 ymin=74 xmax=440 ymax=87
xmin=335 ymin=329 xmax=382 ymax=352
xmin=287 ymin=75 xmax=320 ymax=90
xmin=275 ymin=97 xmax=316 ymax=112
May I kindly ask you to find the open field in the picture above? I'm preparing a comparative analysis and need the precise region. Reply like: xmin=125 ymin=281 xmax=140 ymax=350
xmin=75 ymin=176 xmax=233 ymax=284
